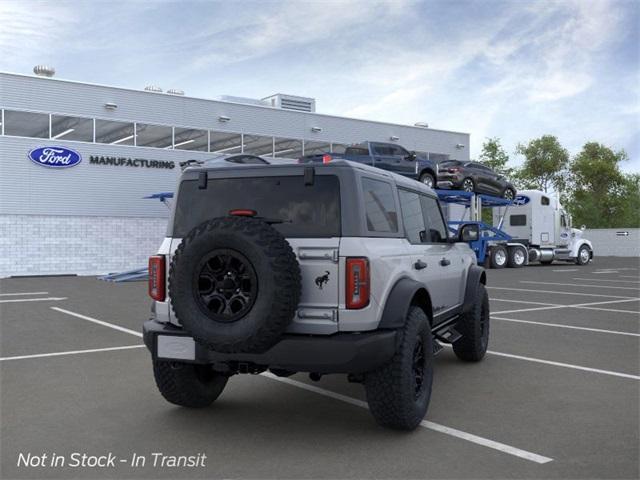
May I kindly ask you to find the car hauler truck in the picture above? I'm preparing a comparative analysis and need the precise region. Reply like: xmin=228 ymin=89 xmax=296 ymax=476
xmin=440 ymin=189 xmax=594 ymax=268
xmin=493 ymin=190 xmax=593 ymax=266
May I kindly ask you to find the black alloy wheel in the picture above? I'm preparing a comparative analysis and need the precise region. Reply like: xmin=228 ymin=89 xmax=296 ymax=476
xmin=412 ymin=337 xmax=426 ymax=399
xmin=194 ymin=249 xmax=258 ymax=323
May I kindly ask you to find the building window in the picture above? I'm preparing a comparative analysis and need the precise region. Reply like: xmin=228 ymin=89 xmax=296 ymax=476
xmin=135 ymin=123 xmax=173 ymax=148
xmin=51 ymin=114 xmax=93 ymax=142
xmin=273 ymin=137 xmax=303 ymax=159
xmin=3 ymin=110 xmax=49 ymax=138
xmin=362 ymin=177 xmax=398 ymax=233
xmin=173 ymin=127 xmax=208 ymax=151
xmin=243 ymin=134 xmax=274 ymax=156
xmin=331 ymin=143 xmax=347 ymax=154
xmin=210 ymin=131 xmax=243 ymax=154
xmin=428 ymin=153 xmax=450 ymax=163
xmin=303 ymin=140 xmax=331 ymax=156
xmin=95 ymin=119 xmax=135 ymax=145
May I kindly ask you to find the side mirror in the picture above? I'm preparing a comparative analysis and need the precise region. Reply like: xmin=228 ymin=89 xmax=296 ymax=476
xmin=406 ymin=151 xmax=417 ymax=161
xmin=458 ymin=223 xmax=480 ymax=242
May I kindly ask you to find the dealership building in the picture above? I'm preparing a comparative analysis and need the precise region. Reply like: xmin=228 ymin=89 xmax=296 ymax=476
xmin=0 ymin=69 xmax=470 ymax=278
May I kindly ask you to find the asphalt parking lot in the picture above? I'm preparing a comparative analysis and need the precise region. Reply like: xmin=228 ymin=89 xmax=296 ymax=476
xmin=1 ymin=257 xmax=638 ymax=479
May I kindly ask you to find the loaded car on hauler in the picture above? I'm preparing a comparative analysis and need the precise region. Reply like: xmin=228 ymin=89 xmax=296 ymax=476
xmin=144 ymin=160 xmax=489 ymax=430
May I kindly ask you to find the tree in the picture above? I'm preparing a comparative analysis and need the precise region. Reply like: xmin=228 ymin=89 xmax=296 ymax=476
xmin=479 ymin=137 xmax=512 ymax=176
xmin=515 ymin=135 xmax=569 ymax=193
xmin=565 ymin=142 xmax=638 ymax=228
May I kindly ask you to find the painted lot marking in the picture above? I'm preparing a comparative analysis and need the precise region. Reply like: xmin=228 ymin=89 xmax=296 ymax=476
xmin=0 ymin=345 xmax=144 ymax=362
xmin=520 ymin=281 xmax=640 ymax=291
xmin=0 ymin=291 xmax=49 ymax=296
xmin=0 ymin=297 xmax=67 ymax=304
xmin=492 ymin=298 xmax=640 ymax=315
xmin=492 ymin=316 xmax=640 ymax=337
xmin=51 ymin=307 xmax=143 ymax=338
xmin=262 ymin=372 xmax=553 ymax=464
xmin=488 ymin=286 xmax=637 ymax=300
xmin=573 ymin=278 xmax=640 ymax=284
xmin=621 ymin=275 xmax=640 ymax=279
xmin=552 ymin=269 xmax=579 ymax=272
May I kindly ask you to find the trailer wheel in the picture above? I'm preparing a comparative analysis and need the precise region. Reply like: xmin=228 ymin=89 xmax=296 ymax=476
xmin=489 ymin=245 xmax=507 ymax=269
xmin=507 ymin=246 xmax=526 ymax=268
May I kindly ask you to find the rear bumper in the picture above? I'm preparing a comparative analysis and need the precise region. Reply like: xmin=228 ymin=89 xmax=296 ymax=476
xmin=143 ymin=319 xmax=397 ymax=374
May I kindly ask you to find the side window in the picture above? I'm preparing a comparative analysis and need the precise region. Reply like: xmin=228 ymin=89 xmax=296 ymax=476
xmin=420 ymin=195 xmax=448 ymax=243
xmin=372 ymin=144 xmax=392 ymax=155
xmin=399 ymin=190 xmax=427 ymax=244
xmin=510 ymin=214 xmax=527 ymax=226
xmin=390 ymin=145 xmax=409 ymax=157
xmin=561 ymin=214 xmax=567 ymax=227
xmin=361 ymin=178 xmax=398 ymax=233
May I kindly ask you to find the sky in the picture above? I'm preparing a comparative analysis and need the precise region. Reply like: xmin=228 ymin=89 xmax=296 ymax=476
xmin=1 ymin=0 xmax=638 ymax=172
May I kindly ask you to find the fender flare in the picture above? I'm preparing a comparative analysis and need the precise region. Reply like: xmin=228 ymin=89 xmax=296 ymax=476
xmin=419 ymin=167 xmax=437 ymax=180
xmin=571 ymin=239 xmax=593 ymax=258
xmin=378 ymin=278 xmax=431 ymax=330
xmin=462 ymin=265 xmax=486 ymax=314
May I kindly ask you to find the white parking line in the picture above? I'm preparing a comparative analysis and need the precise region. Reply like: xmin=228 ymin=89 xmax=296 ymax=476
xmin=261 ymin=372 xmax=553 ymax=464
xmin=520 ymin=281 xmax=640 ymax=291
xmin=488 ymin=287 xmax=637 ymax=299
xmin=491 ymin=298 xmax=563 ymax=307
xmin=552 ymin=269 xmax=579 ymax=272
xmin=51 ymin=307 xmax=143 ymax=338
xmin=484 ymin=350 xmax=639 ymax=380
xmin=492 ymin=316 xmax=640 ymax=337
xmin=492 ymin=298 xmax=640 ymax=315
xmin=621 ymin=275 xmax=640 ymax=279
xmin=0 ymin=291 xmax=49 ymax=296
xmin=0 ymin=297 xmax=67 ymax=304
xmin=0 ymin=345 xmax=144 ymax=362
xmin=573 ymin=278 xmax=640 ymax=284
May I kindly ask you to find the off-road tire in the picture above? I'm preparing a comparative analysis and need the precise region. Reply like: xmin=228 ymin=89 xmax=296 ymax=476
xmin=153 ymin=360 xmax=228 ymax=408
xmin=507 ymin=245 xmax=526 ymax=268
xmin=364 ymin=306 xmax=433 ymax=431
xmin=169 ymin=216 xmax=301 ymax=353
xmin=489 ymin=245 xmax=508 ymax=269
xmin=419 ymin=172 xmax=435 ymax=189
xmin=453 ymin=283 xmax=489 ymax=362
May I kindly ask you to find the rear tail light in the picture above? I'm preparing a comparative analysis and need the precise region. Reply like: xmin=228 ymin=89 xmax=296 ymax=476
xmin=322 ymin=154 xmax=332 ymax=164
xmin=346 ymin=257 xmax=369 ymax=309
xmin=148 ymin=255 xmax=166 ymax=301
xmin=229 ymin=209 xmax=257 ymax=217
xmin=448 ymin=167 xmax=460 ymax=173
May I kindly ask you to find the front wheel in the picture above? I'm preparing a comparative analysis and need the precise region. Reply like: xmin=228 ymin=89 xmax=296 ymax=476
xmin=419 ymin=172 xmax=435 ymax=189
xmin=576 ymin=245 xmax=591 ymax=265
xmin=153 ymin=360 xmax=228 ymax=408
xmin=364 ymin=306 xmax=433 ymax=430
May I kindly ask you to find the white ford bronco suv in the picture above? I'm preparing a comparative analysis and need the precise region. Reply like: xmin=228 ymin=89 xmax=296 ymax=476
xmin=144 ymin=160 xmax=489 ymax=430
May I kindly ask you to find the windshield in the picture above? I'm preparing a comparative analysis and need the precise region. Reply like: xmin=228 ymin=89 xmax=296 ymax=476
xmin=173 ymin=175 xmax=341 ymax=238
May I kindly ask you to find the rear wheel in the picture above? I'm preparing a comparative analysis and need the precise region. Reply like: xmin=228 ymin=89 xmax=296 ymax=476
xmin=462 ymin=178 xmax=475 ymax=192
xmin=153 ymin=360 xmax=228 ymax=408
xmin=489 ymin=245 xmax=507 ymax=269
xmin=503 ymin=188 xmax=516 ymax=201
xmin=364 ymin=306 xmax=433 ymax=430
xmin=507 ymin=246 xmax=526 ymax=268
xmin=419 ymin=172 xmax=435 ymax=189
xmin=453 ymin=284 xmax=489 ymax=362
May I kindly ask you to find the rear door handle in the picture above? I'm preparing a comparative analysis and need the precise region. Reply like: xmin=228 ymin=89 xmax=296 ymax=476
xmin=440 ymin=258 xmax=451 ymax=266
xmin=414 ymin=260 xmax=427 ymax=270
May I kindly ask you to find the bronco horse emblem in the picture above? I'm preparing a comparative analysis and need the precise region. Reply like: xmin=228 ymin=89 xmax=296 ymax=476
xmin=315 ymin=271 xmax=330 ymax=290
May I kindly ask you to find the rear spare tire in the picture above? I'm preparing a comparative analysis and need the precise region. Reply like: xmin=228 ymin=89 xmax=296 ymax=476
xmin=169 ymin=216 xmax=301 ymax=353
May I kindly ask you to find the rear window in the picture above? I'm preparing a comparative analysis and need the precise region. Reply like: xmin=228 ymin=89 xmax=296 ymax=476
xmin=173 ymin=175 xmax=340 ymax=237
xmin=439 ymin=160 xmax=462 ymax=167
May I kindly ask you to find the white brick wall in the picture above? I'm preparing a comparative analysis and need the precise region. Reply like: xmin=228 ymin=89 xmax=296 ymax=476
xmin=584 ymin=228 xmax=640 ymax=257
xmin=0 ymin=214 xmax=167 ymax=277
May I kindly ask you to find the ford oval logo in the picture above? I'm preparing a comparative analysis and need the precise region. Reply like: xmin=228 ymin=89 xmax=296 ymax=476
xmin=513 ymin=195 xmax=530 ymax=206
xmin=28 ymin=146 xmax=82 ymax=168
